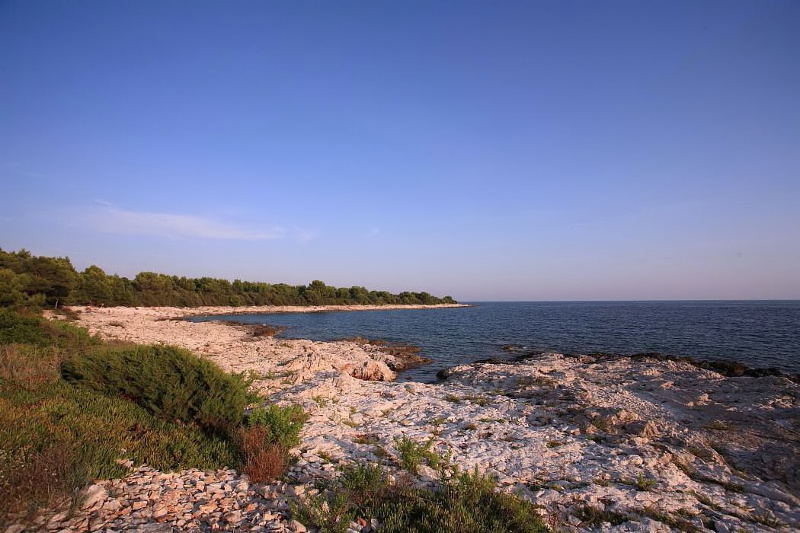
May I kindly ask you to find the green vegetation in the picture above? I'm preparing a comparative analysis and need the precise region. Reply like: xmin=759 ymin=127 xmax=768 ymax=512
xmin=0 ymin=309 xmax=306 ymax=521
xmin=292 ymin=463 xmax=549 ymax=533
xmin=619 ymin=472 xmax=657 ymax=491
xmin=1 ymin=247 xmax=547 ymax=530
xmin=0 ymin=247 xmax=456 ymax=309
xmin=242 ymin=403 xmax=308 ymax=450
xmin=0 ymin=308 xmax=99 ymax=349
xmin=394 ymin=436 xmax=445 ymax=474
xmin=235 ymin=403 xmax=308 ymax=483
xmin=574 ymin=504 xmax=629 ymax=527
xmin=61 ymin=344 xmax=255 ymax=435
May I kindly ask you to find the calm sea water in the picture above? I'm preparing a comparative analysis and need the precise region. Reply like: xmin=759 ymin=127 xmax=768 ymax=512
xmin=192 ymin=301 xmax=800 ymax=383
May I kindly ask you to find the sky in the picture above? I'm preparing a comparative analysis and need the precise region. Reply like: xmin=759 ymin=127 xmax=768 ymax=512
xmin=1 ymin=1 xmax=798 ymax=301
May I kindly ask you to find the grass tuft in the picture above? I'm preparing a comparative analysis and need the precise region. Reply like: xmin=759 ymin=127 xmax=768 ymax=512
xmin=393 ymin=436 xmax=443 ymax=474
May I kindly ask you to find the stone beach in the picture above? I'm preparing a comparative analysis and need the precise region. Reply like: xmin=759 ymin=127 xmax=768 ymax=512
xmin=15 ymin=305 xmax=800 ymax=532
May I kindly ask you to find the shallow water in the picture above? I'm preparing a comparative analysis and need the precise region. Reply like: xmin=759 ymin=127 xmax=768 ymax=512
xmin=191 ymin=301 xmax=800 ymax=382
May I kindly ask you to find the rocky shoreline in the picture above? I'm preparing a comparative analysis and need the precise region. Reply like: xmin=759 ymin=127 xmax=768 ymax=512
xmin=22 ymin=305 xmax=800 ymax=532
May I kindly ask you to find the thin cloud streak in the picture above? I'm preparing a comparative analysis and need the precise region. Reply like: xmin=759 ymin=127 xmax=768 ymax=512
xmin=85 ymin=205 xmax=287 ymax=241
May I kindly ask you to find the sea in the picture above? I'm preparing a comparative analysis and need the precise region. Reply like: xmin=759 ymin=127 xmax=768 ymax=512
xmin=191 ymin=301 xmax=800 ymax=383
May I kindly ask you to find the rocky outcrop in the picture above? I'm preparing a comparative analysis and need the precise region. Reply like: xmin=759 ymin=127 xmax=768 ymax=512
xmin=273 ymin=353 xmax=800 ymax=531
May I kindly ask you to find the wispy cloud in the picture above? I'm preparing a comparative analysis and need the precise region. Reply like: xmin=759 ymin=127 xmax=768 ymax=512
xmin=84 ymin=204 xmax=287 ymax=241
xmin=294 ymin=227 xmax=320 ymax=243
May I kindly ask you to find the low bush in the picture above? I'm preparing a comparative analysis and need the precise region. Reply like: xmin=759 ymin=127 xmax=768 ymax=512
xmin=292 ymin=463 xmax=549 ymax=533
xmin=0 ymin=310 xmax=48 ymax=346
xmin=61 ymin=344 xmax=254 ymax=435
xmin=244 ymin=403 xmax=308 ymax=449
xmin=393 ymin=436 xmax=442 ymax=474
xmin=236 ymin=427 xmax=289 ymax=483
xmin=0 ymin=309 xmax=100 ymax=351
xmin=237 ymin=404 xmax=308 ymax=482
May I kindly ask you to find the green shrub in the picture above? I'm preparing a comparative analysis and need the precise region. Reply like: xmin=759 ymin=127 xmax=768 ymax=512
xmin=244 ymin=403 xmax=308 ymax=449
xmin=291 ymin=463 xmax=389 ymax=533
xmin=61 ymin=344 xmax=254 ymax=434
xmin=394 ymin=436 xmax=442 ymax=474
xmin=292 ymin=463 xmax=549 ymax=533
xmin=0 ymin=309 xmax=100 ymax=351
xmin=339 ymin=462 xmax=388 ymax=514
xmin=0 ymin=310 xmax=52 ymax=346
xmin=0 ymin=309 xmax=312 ymax=522
xmin=236 ymin=404 xmax=309 ymax=482
xmin=378 ymin=467 xmax=548 ymax=532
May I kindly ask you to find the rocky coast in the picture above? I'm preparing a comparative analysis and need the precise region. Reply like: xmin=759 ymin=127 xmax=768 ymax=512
xmin=25 ymin=305 xmax=800 ymax=532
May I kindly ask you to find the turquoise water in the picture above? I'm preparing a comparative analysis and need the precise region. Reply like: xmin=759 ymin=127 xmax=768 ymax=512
xmin=191 ymin=301 xmax=800 ymax=382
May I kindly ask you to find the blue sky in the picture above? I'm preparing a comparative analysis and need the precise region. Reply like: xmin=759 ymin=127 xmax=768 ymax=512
xmin=1 ymin=1 xmax=798 ymax=301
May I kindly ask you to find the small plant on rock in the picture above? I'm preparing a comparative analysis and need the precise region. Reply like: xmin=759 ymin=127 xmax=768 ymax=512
xmin=243 ymin=404 xmax=308 ymax=450
xmin=622 ymin=472 xmax=656 ymax=491
xmin=238 ymin=403 xmax=308 ymax=482
xmin=575 ymin=504 xmax=629 ymax=526
xmin=444 ymin=393 xmax=462 ymax=403
xmin=393 ymin=436 xmax=442 ymax=474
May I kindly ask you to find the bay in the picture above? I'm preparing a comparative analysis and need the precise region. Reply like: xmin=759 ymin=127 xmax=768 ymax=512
xmin=191 ymin=301 xmax=800 ymax=382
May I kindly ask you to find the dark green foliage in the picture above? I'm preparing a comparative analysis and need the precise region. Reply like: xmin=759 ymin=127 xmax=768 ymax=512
xmin=292 ymin=464 xmax=549 ymax=533
xmin=376 ymin=468 xmax=549 ymax=533
xmin=0 ymin=309 xmax=100 ymax=349
xmin=61 ymin=344 xmax=254 ymax=434
xmin=393 ymin=436 xmax=443 ymax=474
xmin=0 ymin=268 xmax=31 ymax=308
xmin=244 ymin=403 xmax=308 ymax=450
xmin=0 ymin=309 xmax=49 ymax=346
xmin=339 ymin=462 xmax=388 ymax=513
xmin=1 ymin=308 xmax=309 ymax=522
xmin=0 ymin=249 xmax=77 ymax=306
xmin=0 ymin=247 xmax=456 ymax=309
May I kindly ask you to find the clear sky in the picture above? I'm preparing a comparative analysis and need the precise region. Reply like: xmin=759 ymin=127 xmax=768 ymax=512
xmin=1 ymin=1 xmax=798 ymax=301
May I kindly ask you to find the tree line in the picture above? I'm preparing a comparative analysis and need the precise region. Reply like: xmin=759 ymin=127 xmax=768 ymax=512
xmin=0 ymin=248 xmax=456 ymax=309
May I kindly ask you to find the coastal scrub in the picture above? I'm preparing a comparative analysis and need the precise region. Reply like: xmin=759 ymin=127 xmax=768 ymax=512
xmin=0 ymin=310 xmax=307 ymax=523
xmin=292 ymin=462 xmax=549 ymax=533
xmin=61 ymin=344 xmax=255 ymax=435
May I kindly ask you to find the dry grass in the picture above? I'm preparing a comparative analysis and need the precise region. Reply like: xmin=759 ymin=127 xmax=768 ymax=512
xmin=0 ymin=344 xmax=61 ymax=389
xmin=236 ymin=426 xmax=290 ymax=482
xmin=0 ymin=404 xmax=75 ymax=517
